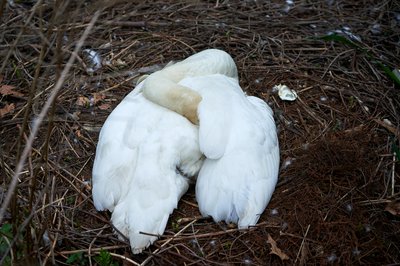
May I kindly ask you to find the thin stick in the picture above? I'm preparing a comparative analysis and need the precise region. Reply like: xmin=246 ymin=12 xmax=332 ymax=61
xmin=279 ymin=230 xmax=319 ymax=243
xmin=392 ymin=152 xmax=396 ymax=196
xmin=88 ymin=228 xmax=104 ymax=266
xmin=113 ymin=40 xmax=138 ymax=59
xmin=98 ymin=74 xmax=139 ymax=94
xmin=140 ymin=219 xmax=198 ymax=266
xmin=59 ymin=245 xmax=128 ymax=255
xmin=42 ymin=210 xmax=62 ymax=265
xmin=295 ymin=224 xmax=311 ymax=264
xmin=60 ymin=248 xmax=140 ymax=266
xmin=0 ymin=10 xmax=101 ymax=223
xmin=108 ymin=252 xmax=140 ymax=266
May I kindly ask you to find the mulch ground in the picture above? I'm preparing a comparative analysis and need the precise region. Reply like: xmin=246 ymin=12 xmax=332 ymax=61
xmin=0 ymin=0 xmax=399 ymax=265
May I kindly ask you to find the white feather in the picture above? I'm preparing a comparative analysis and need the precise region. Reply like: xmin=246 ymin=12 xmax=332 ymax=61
xmin=179 ymin=74 xmax=280 ymax=228
xmin=92 ymin=81 xmax=203 ymax=254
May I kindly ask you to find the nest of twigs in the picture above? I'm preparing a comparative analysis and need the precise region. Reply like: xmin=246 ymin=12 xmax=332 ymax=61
xmin=0 ymin=0 xmax=399 ymax=265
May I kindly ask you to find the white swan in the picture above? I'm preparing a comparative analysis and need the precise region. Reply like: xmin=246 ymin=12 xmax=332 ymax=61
xmin=92 ymin=49 xmax=238 ymax=253
xmin=92 ymin=49 xmax=279 ymax=253
xmin=178 ymin=74 xmax=280 ymax=228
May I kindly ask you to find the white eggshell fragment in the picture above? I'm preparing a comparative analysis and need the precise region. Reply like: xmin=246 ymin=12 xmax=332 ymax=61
xmin=273 ymin=84 xmax=298 ymax=101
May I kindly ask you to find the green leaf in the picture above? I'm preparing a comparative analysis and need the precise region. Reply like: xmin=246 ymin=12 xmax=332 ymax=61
xmin=66 ymin=252 xmax=86 ymax=265
xmin=375 ymin=62 xmax=400 ymax=87
xmin=318 ymin=33 xmax=400 ymax=87
xmin=95 ymin=249 xmax=118 ymax=266
xmin=0 ymin=223 xmax=12 ymax=238
xmin=319 ymin=33 xmax=361 ymax=49
xmin=0 ymin=223 xmax=13 ymax=253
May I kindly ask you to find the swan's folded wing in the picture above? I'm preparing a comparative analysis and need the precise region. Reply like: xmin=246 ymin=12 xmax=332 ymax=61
xmin=92 ymin=81 xmax=159 ymax=211
xmin=110 ymin=160 xmax=190 ymax=254
xmin=92 ymin=90 xmax=149 ymax=211
xmin=92 ymin=81 xmax=203 ymax=252
xmin=92 ymin=137 xmax=137 ymax=211
xmin=237 ymin=96 xmax=279 ymax=227
xmin=197 ymin=93 xmax=232 ymax=159
xmin=100 ymin=107 xmax=202 ymax=253
xmin=196 ymin=91 xmax=280 ymax=228
xmin=179 ymin=75 xmax=242 ymax=159
xmin=196 ymin=130 xmax=279 ymax=228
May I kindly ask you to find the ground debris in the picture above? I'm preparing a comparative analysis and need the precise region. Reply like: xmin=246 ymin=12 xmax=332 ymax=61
xmin=267 ymin=234 xmax=290 ymax=260
xmin=0 ymin=0 xmax=399 ymax=265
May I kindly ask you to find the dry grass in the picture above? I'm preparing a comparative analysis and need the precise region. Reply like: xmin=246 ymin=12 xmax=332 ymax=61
xmin=0 ymin=0 xmax=399 ymax=265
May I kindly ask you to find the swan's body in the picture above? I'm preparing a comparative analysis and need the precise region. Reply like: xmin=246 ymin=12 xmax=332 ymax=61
xmin=92 ymin=81 xmax=203 ymax=254
xmin=92 ymin=49 xmax=279 ymax=254
xmin=179 ymin=74 xmax=280 ymax=228
xmin=142 ymin=49 xmax=238 ymax=124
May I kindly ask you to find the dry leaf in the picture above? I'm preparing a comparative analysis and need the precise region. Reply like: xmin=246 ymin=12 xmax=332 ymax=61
xmin=385 ymin=201 xmax=400 ymax=216
xmin=0 ymin=103 xmax=15 ymax=117
xmin=76 ymin=96 xmax=90 ymax=106
xmin=98 ymin=103 xmax=111 ymax=110
xmin=267 ymin=234 xmax=289 ymax=260
xmin=91 ymin=93 xmax=105 ymax=104
xmin=113 ymin=58 xmax=127 ymax=67
xmin=0 ymin=85 xmax=24 ymax=97
xmin=75 ymin=129 xmax=82 ymax=138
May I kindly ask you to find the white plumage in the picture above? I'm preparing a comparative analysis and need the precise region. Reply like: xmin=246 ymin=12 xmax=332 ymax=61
xmin=179 ymin=74 xmax=280 ymax=228
xmin=92 ymin=49 xmax=279 ymax=254
xmin=92 ymin=82 xmax=203 ymax=254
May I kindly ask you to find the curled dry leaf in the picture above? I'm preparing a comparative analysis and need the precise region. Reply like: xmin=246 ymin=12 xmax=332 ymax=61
xmin=91 ymin=93 xmax=105 ymax=104
xmin=75 ymin=129 xmax=82 ymax=138
xmin=0 ymin=103 xmax=15 ymax=117
xmin=385 ymin=201 xmax=400 ymax=216
xmin=76 ymin=93 xmax=105 ymax=107
xmin=0 ymin=84 xmax=24 ymax=97
xmin=267 ymin=234 xmax=290 ymax=261
xmin=76 ymin=96 xmax=90 ymax=106
xmin=114 ymin=58 xmax=127 ymax=67
xmin=98 ymin=103 xmax=111 ymax=110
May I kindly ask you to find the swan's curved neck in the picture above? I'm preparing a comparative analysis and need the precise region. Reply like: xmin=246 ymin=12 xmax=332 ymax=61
xmin=141 ymin=49 xmax=238 ymax=124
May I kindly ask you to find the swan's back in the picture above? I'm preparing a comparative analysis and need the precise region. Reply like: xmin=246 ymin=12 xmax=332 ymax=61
xmin=162 ymin=49 xmax=238 ymax=80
